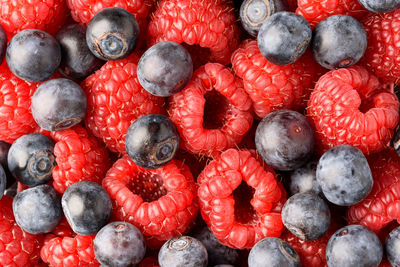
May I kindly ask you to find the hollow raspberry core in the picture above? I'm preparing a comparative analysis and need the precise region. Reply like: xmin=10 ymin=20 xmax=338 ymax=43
xmin=203 ymin=90 xmax=230 ymax=129
xmin=233 ymin=181 xmax=258 ymax=224
xmin=130 ymin=172 xmax=167 ymax=202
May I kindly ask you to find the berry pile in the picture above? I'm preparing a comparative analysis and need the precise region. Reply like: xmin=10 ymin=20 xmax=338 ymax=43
xmin=0 ymin=0 xmax=398 ymax=266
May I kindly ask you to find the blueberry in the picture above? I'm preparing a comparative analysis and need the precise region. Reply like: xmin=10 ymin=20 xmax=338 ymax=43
xmin=0 ymin=165 xmax=6 ymax=199
xmin=159 ymin=236 xmax=208 ymax=267
xmin=86 ymin=7 xmax=139 ymax=61
xmin=0 ymin=24 xmax=6 ymax=65
xmin=7 ymin=133 xmax=55 ymax=187
xmin=62 ymin=181 xmax=112 ymax=236
xmin=326 ymin=225 xmax=383 ymax=267
xmin=316 ymin=144 xmax=373 ymax=206
xmin=94 ymin=221 xmax=146 ymax=266
xmin=289 ymin=160 xmax=321 ymax=195
xmin=56 ymin=24 xmax=104 ymax=81
xmin=137 ymin=41 xmax=193 ymax=97
xmin=31 ymin=78 xmax=87 ymax=131
xmin=257 ymin=11 xmax=311 ymax=65
xmin=311 ymin=15 xmax=367 ymax=69
xmin=386 ymin=226 xmax=400 ymax=267
xmin=248 ymin=237 xmax=301 ymax=267
xmin=255 ymin=110 xmax=315 ymax=171
xmin=13 ymin=184 xmax=62 ymax=234
xmin=0 ymin=141 xmax=14 ymax=189
xmin=6 ymin=29 xmax=61 ymax=82
xmin=240 ymin=0 xmax=288 ymax=37
xmin=358 ymin=0 xmax=400 ymax=13
xmin=125 ymin=114 xmax=179 ymax=169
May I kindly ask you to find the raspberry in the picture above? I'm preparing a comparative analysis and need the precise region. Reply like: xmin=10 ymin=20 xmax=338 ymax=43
xmin=197 ymin=149 xmax=286 ymax=249
xmin=102 ymin=155 xmax=199 ymax=246
xmin=231 ymin=40 xmax=322 ymax=119
xmin=82 ymin=54 xmax=165 ymax=153
xmin=147 ymin=0 xmax=240 ymax=66
xmin=139 ymin=257 xmax=160 ymax=267
xmin=307 ymin=66 xmax=399 ymax=155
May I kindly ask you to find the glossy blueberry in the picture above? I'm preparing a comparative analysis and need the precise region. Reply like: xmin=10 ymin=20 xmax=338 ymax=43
xmin=13 ymin=184 xmax=62 ymax=234
xmin=289 ymin=160 xmax=321 ymax=195
xmin=125 ymin=114 xmax=179 ymax=169
xmin=358 ymin=0 xmax=400 ymax=13
xmin=0 ymin=141 xmax=14 ymax=189
xmin=386 ymin=226 xmax=400 ymax=267
xmin=258 ymin=11 xmax=311 ymax=65
xmin=255 ymin=110 xmax=315 ymax=171
xmin=31 ymin=78 xmax=87 ymax=131
xmin=326 ymin=225 xmax=382 ymax=267
xmin=316 ymin=144 xmax=373 ymax=206
xmin=0 ymin=24 xmax=6 ymax=65
xmin=86 ymin=7 xmax=139 ymax=60
xmin=56 ymin=24 xmax=104 ymax=81
xmin=138 ymin=41 xmax=193 ymax=97
xmin=94 ymin=221 xmax=146 ymax=266
xmin=159 ymin=236 xmax=208 ymax=267
xmin=0 ymin=165 xmax=6 ymax=199
xmin=6 ymin=29 xmax=61 ymax=82
xmin=311 ymin=15 xmax=367 ymax=69
xmin=8 ymin=133 xmax=56 ymax=187
xmin=62 ymin=181 xmax=112 ymax=236
xmin=248 ymin=237 xmax=301 ymax=267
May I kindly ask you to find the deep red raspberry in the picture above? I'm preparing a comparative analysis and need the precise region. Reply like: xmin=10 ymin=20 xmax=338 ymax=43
xmin=168 ymin=63 xmax=253 ymax=157
xmin=147 ymin=0 xmax=240 ymax=66
xmin=197 ymin=149 xmax=286 ymax=249
xmin=82 ymin=54 xmax=165 ymax=153
xmin=139 ymin=257 xmax=160 ymax=267
xmin=231 ymin=40 xmax=322 ymax=119
xmin=307 ymin=66 xmax=399 ymax=155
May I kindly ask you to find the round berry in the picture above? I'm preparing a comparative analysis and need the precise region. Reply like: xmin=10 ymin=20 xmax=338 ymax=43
xmin=358 ymin=0 xmax=400 ymax=13
xmin=386 ymin=226 xmax=400 ymax=267
xmin=0 ymin=25 xmax=6 ymax=65
xmin=86 ymin=7 xmax=140 ymax=61
xmin=289 ymin=160 xmax=321 ymax=195
xmin=0 ymin=141 xmax=14 ymax=188
xmin=6 ymin=29 xmax=61 ymax=82
xmin=0 ymin=165 xmax=6 ymax=199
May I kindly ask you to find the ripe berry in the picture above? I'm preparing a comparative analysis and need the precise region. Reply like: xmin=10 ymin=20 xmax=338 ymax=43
xmin=8 ymin=133 xmax=56 ymax=187
xmin=86 ymin=7 xmax=140 ymax=61
xmin=255 ymin=109 xmax=315 ymax=171
xmin=137 ymin=41 xmax=193 ymax=97
xmin=358 ymin=0 xmax=400 ymax=12
xmin=316 ymin=145 xmax=373 ymax=206
xmin=386 ymin=226 xmax=400 ymax=267
xmin=311 ymin=15 xmax=367 ymax=69
xmin=289 ymin=160 xmax=321 ymax=195
xmin=257 ymin=11 xmax=311 ymax=65
xmin=13 ymin=184 xmax=62 ymax=234
xmin=6 ymin=29 xmax=61 ymax=82
xmin=0 ymin=25 xmax=6 ymax=65
xmin=0 ymin=165 xmax=5 ymax=199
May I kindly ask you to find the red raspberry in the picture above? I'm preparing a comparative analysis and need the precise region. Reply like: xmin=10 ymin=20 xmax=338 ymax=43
xmin=147 ymin=0 xmax=240 ymax=66
xmin=82 ymin=54 xmax=165 ymax=153
xmin=139 ymin=257 xmax=160 ymax=267
xmin=231 ymin=40 xmax=322 ymax=119
xmin=168 ymin=63 xmax=253 ymax=157
xmin=197 ymin=149 xmax=286 ymax=249
xmin=102 ymin=155 xmax=199 ymax=246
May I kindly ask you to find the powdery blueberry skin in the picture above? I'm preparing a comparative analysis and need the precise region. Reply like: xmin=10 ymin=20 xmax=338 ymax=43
xmin=289 ymin=160 xmax=321 ymax=195
xmin=358 ymin=0 xmax=400 ymax=13
xmin=386 ymin=226 xmax=400 ymax=267
xmin=0 ymin=25 xmax=6 ymax=65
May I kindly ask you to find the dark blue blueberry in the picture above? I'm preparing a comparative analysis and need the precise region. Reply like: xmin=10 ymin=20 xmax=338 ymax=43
xmin=94 ymin=221 xmax=146 ymax=266
xmin=125 ymin=114 xmax=179 ymax=169
xmin=0 ymin=165 xmax=6 ymax=199
xmin=0 ymin=24 xmax=6 ymax=65
xmin=248 ymin=237 xmax=301 ymax=267
xmin=311 ymin=15 xmax=367 ymax=69
xmin=31 ymin=78 xmax=87 ymax=131
xmin=61 ymin=181 xmax=112 ymax=236
xmin=12 ymin=184 xmax=62 ymax=234
xmin=0 ymin=141 xmax=14 ymax=189
xmin=158 ymin=236 xmax=208 ymax=267
xmin=289 ymin=160 xmax=321 ymax=196
xmin=240 ymin=0 xmax=288 ymax=37
xmin=6 ymin=29 xmax=61 ymax=82
xmin=56 ymin=24 xmax=104 ymax=81
xmin=326 ymin=225 xmax=383 ymax=267
xmin=358 ymin=0 xmax=400 ymax=13
xmin=316 ymin=144 xmax=373 ymax=206
xmin=386 ymin=226 xmax=400 ymax=267
xmin=137 ymin=41 xmax=193 ymax=97
xmin=255 ymin=109 xmax=315 ymax=171
xmin=86 ymin=7 xmax=139 ymax=61
xmin=7 ymin=133 xmax=56 ymax=187
xmin=257 ymin=11 xmax=311 ymax=65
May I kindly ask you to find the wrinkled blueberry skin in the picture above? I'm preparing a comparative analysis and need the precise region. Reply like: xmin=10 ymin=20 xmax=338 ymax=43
xmin=258 ymin=11 xmax=311 ymax=65
xmin=86 ymin=7 xmax=139 ymax=61
xmin=248 ymin=237 xmax=301 ymax=267
xmin=159 ymin=236 xmax=208 ymax=267
xmin=358 ymin=0 xmax=400 ymax=13
xmin=311 ymin=15 xmax=367 ymax=69
xmin=8 ymin=134 xmax=55 ymax=187
xmin=0 ymin=25 xmax=6 ymax=65
xmin=125 ymin=114 xmax=179 ymax=169
xmin=56 ymin=24 xmax=104 ymax=81
xmin=289 ymin=160 xmax=321 ymax=196
xmin=137 ymin=41 xmax=193 ymax=97
xmin=31 ymin=78 xmax=87 ymax=131
xmin=94 ymin=221 xmax=146 ymax=267
xmin=326 ymin=225 xmax=383 ymax=267
xmin=6 ymin=29 xmax=61 ymax=82
xmin=62 ymin=181 xmax=112 ymax=236
xmin=316 ymin=144 xmax=373 ymax=206
xmin=13 ymin=184 xmax=62 ymax=234
xmin=255 ymin=110 xmax=315 ymax=171
xmin=386 ymin=226 xmax=400 ymax=267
